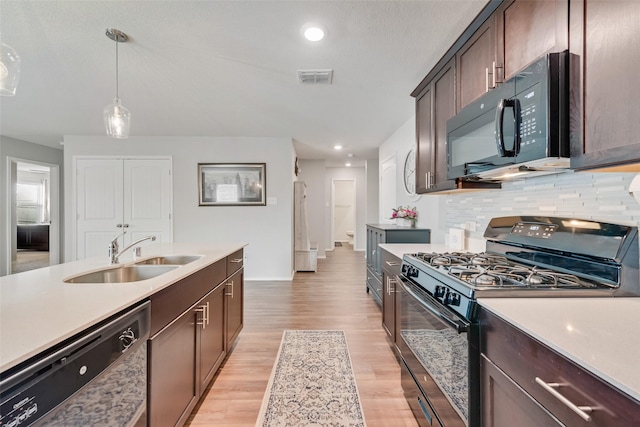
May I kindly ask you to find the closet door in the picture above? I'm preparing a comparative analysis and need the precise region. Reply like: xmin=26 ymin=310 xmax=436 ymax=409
xmin=75 ymin=158 xmax=172 ymax=260
xmin=123 ymin=159 xmax=172 ymax=244
xmin=76 ymin=159 xmax=124 ymax=259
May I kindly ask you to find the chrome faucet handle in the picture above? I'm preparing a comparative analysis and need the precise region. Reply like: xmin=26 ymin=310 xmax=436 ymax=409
xmin=108 ymin=231 xmax=127 ymax=264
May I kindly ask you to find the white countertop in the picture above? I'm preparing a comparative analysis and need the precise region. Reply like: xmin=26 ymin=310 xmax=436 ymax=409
xmin=479 ymin=298 xmax=640 ymax=402
xmin=378 ymin=243 xmax=454 ymax=259
xmin=0 ymin=242 xmax=246 ymax=373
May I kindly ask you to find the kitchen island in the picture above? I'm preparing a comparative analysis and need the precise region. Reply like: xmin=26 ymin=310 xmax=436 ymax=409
xmin=0 ymin=242 xmax=246 ymax=373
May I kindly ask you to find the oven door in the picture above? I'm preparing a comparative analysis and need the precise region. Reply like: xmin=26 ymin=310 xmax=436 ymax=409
xmin=397 ymin=275 xmax=478 ymax=427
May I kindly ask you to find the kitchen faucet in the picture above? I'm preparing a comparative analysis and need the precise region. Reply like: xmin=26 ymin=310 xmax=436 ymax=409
xmin=108 ymin=231 xmax=156 ymax=264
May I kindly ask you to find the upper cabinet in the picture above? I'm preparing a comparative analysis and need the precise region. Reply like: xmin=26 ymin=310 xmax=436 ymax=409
xmin=412 ymin=0 xmax=571 ymax=193
xmin=569 ymin=0 xmax=640 ymax=170
xmin=457 ymin=17 xmax=497 ymax=110
xmin=497 ymin=0 xmax=568 ymax=81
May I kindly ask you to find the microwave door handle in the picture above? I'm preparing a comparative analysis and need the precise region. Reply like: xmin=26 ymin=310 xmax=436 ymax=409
xmin=495 ymin=99 xmax=520 ymax=157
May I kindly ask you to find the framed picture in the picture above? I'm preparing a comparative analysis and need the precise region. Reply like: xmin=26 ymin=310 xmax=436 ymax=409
xmin=198 ymin=163 xmax=266 ymax=206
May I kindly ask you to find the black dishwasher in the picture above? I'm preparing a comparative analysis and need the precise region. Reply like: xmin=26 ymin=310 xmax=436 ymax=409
xmin=0 ymin=301 xmax=150 ymax=427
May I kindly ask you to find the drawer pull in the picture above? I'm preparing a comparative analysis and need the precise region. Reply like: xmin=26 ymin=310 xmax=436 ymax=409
xmin=385 ymin=261 xmax=399 ymax=266
xmin=535 ymin=377 xmax=593 ymax=422
xmin=230 ymin=258 xmax=243 ymax=263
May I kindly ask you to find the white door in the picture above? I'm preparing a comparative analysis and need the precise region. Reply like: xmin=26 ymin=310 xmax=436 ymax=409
xmin=124 ymin=159 xmax=172 ymax=244
xmin=75 ymin=158 xmax=172 ymax=260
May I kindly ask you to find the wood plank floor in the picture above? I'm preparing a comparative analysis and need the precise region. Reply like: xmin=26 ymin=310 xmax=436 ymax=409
xmin=186 ymin=244 xmax=418 ymax=426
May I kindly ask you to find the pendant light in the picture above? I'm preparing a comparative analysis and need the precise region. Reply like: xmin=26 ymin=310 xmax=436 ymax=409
xmin=104 ymin=28 xmax=131 ymax=139
xmin=0 ymin=38 xmax=21 ymax=96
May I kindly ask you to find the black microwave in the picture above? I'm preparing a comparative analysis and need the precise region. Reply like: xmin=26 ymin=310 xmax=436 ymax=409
xmin=446 ymin=51 xmax=570 ymax=181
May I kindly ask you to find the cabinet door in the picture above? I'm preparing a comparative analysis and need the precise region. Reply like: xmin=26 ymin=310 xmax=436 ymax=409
xmin=75 ymin=159 xmax=124 ymax=259
xmin=225 ymin=269 xmax=244 ymax=350
xmin=381 ymin=272 xmax=394 ymax=339
xmin=498 ymin=0 xmax=568 ymax=80
xmin=481 ymin=355 xmax=563 ymax=427
xmin=433 ymin=60 xmax=456 ymax=188
xmin=570 ymin=0 xmax=640 ymax=169
xmin=457 ymin=17 xmax=497 ymax=109
xmin=415 ymin=85 xmax=433 ymax=194
xmin=124 ymin=159 xmax=173 ymax=244
xmin=199 ymin=285 xmax=226 ymax=391
xmin=149 ymin=309 xmax=199 ymax=427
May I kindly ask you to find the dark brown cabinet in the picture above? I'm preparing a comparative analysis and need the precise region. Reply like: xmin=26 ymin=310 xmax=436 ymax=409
xmin=415 ymin=60 xmax=457 ymax=193
xmin=380 ymin=248 xmax=401 ymax=348
xmin=480 ymin=308 xmax=640 ymax=427
xmin=496 ymin=0 xmax=568 ymax=81
xmin=225 ymin=268 xmax=243 ymax=351
xmin=569 ymin=0 xmax=640 ymax=170
xmin=16 ymin=224 xmax=49 ymax=251
xmin=148 ymin=250 xmax=244 ymax=427
xmin=457 ymin=17 xmax=497 ymax=110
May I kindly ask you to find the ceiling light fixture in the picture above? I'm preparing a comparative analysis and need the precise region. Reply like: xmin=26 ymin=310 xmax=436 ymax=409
xmin=345 ymin=163 xmax=352 ymax=167
xmin=0 ymin=38 xmax=21 ymax=96
xmin=334 ymin=144 xmax=342 ymax=150
xmin=104 ymin=28 xmax=131 ymax=139
xmin=301 ymin=23 xmax=326 ymax=42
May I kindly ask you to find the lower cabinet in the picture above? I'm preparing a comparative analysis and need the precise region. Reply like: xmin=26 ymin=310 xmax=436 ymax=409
xmin=480 ymin=308 xmax=640 ymax=427
xmin=225 ymin=268 xmax=244 ymax=351
xmin=148 ymin=250 xmax=244 ymax=427
xmin=381 ymin=248 xmax=401 ymax=349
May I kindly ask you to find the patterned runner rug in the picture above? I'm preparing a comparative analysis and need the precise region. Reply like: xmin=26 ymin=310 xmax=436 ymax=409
xmin=255 ymin=330 xmax=367 ymax=427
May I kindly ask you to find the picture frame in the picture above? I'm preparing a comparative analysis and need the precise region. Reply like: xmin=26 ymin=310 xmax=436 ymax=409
xmin=198 ymin=163 xmax=266 ymax=206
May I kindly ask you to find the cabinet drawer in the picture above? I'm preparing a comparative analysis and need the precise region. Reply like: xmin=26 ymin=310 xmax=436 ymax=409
xmin=150 ymin=260 xmax=226 ymax=336
xmin=226 ymin=249 xmax=244 ymax=276
xmin=481 ymin=309 xmax=640 ymax=426
xmin=381 ymin=249 xmax=402 ymax=277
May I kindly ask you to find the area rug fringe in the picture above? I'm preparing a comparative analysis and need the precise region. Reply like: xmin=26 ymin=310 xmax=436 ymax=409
xmin=255 ymin=330 xmax=367 ymax=427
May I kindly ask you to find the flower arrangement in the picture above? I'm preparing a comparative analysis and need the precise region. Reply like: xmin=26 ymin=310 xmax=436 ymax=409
xmin=390 ymin=206 xmax=417 ymax=223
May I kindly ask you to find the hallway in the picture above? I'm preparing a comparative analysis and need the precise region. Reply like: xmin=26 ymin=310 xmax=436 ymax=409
xmin=187 ymin=244 xmax=418 ymax=426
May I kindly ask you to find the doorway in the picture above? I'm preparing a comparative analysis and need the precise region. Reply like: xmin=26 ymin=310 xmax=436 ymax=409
xmin=7 ymin=159 xmax=60 ymax=274
xmin=332 ymin=179 xmax=356 ymax=250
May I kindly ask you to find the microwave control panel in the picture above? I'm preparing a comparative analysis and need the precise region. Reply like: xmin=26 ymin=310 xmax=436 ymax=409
xmin=518 ymin=81 xmax=543 ymax=151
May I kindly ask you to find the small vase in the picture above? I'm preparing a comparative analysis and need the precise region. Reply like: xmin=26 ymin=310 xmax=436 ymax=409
xmin=396 ymin=218 xmax=414 ymax=227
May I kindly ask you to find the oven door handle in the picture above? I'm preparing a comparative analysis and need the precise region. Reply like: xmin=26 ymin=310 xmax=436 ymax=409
xmin=400 ymin=278 xmax=469 ymax=334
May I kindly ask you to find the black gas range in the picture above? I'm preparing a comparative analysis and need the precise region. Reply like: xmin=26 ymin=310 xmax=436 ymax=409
xmin=401 ymin=215 xmax=640 ymax=321
xmin=396 ymin=216 xmax=639 ymax=427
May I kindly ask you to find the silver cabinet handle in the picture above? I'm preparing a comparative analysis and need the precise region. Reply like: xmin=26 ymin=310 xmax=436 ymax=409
xmin=535 ymin=377 xmax=593 ymax=422
xmin=486 ymin=66 xmax=490 ymax=92
xmin=226 ymin=280 xmax=234 ymax=298
xmin=195 ymin=303 xmax=208 ymax=329
xmin=116 ymin=223 xmax=123 ymax=228
xmin=230 ymin=258 xmax=242 ymax=263
xmin=389 ymin=277 xmax=397 ymax=293
xmin=123 ymin=224 xmax=129 ymax=228
xmin=385 ymin=261 xmax=399 ymax=267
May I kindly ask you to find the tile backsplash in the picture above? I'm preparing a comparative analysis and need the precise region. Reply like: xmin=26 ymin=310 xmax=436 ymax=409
xmin=445 ymin=171 xmax=640 ymax=242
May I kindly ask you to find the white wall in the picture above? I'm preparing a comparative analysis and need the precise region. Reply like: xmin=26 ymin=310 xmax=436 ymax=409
xmin=365 ymin=159 xmax=379 ymax=224
xmin=63 ymin=136 xmax=295 ymax=280
xmin=0 ymin=136 xmax=64 ymax=277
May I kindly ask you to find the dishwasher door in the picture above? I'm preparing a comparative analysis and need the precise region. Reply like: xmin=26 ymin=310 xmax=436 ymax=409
xmin=0 ymin=301 xmax=150 ymax=427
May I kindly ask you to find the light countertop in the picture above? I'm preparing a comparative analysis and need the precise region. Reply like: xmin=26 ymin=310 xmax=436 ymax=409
xmin=0 ymin=242 xmax=246 ymax=373
xmin=479 ymin=298 xmax=640 ymax=402
xmin=378 ymin=243 xmax=454 ymax=259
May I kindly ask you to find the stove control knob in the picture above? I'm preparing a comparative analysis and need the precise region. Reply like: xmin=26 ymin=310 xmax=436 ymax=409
xmin=449 ymin=293 xmax=461 ymax=306
xmin=408 ymin=267 xmax=418 ymax=278
xmin=434 ymin=286 xmax=445 ymax=298
xmin=401 ymin=264 xmax=408 ymax=274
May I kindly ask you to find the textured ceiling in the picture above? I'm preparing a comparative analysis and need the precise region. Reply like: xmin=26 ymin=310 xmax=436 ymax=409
xmin=0 ymin=0 xmax=489 ymax=166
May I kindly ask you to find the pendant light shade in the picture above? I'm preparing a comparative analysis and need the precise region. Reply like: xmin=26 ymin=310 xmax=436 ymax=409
xmin=104 ymin=28 xmax=131 ymax=138
xmin=0 ymin=40 xmax=21 ymax=96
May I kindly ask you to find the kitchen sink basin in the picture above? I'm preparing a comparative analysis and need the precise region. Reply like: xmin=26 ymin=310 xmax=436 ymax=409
xmin=134 ymin=255 xmax=202 ymax=265
xmin=64 ymin=265 xmax=178 ymax=284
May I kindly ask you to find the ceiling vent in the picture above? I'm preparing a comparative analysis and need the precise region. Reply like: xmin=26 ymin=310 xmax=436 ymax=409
xmin=297 ymin=69 xmax=333 ymax=85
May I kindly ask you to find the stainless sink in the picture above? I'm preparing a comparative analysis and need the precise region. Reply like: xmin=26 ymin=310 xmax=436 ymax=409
xmin=134 ymin=255 xmax=202 ymax=265
xmin=64 ymin=265 xmax=178 ymax=284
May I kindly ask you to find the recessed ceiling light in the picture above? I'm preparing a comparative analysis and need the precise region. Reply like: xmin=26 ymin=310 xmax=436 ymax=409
xmin=301 ymin=23 xmax=326 ymax=42
xmin=334 ymin=144 xmax=342 ymax=150
xmin=347 ymin=153 xmax=354 ymax=158
xmin=345 ymin=163 xmax=352 ymax=167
